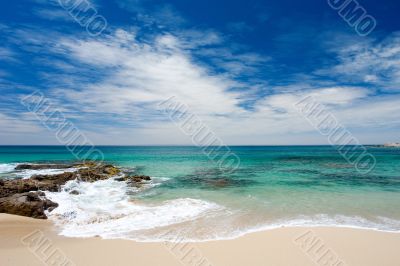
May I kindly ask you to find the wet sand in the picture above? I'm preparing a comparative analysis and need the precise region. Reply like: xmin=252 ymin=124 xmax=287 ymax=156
xmin=1 ymin=214 xmax=399 ymax=266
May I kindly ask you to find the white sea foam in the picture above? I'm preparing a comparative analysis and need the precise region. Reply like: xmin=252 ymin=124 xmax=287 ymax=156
xmin=18 ymin=168 xmax=80 ymax=179
xmin=0 ymin=163 xmax=81 ymax=179
xmin=45 ymin=177 xmax=400 ymax=242
xmin=223 ymin=214 xmax=400 ymax=241
xmin=45 ymin=178 xmax=223 ymax=239
xmin=0 ymin=163 xmax=18 ymax=174
xmin=42 ymin=175 xmax=400 ymax=242
xmin=141 ymin=214 xmax=400 ymax=243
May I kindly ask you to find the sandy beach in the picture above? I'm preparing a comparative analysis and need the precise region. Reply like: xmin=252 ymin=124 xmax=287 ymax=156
xmin=1 ymin=214 xmax=399 ymax=266
xmin=2 ymin=0 xmax=400 ymax=263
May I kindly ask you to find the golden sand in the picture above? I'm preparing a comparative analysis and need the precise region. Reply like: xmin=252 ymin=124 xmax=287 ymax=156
xmin=1 ymin=214 xmax=399 ymax=266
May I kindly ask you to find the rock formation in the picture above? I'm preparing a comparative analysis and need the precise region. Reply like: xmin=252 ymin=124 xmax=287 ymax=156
xmin=0 ymin=162 xmax=151 ymax=219
xmin=0 ymin=192 xmax=58 ymax=219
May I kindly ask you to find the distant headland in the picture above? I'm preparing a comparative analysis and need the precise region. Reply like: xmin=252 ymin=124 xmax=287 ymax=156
xmin=383 ymin=143 xmax=400 ymax=147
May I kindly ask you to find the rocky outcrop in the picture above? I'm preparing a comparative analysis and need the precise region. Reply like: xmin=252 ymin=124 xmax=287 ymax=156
xmin=15 ymin=164 xmax=77 ymax=170
xmin=0 ymin=192 xmax=58 ymax=219
xmin=0 ymin=176 xmax=64 ymax=198
xmin=125 ymin=175 xmax=151 ymax=183
xmin=0 ymin=162 xmax=150 ymax=219
xmin=115 ymin=175 xmax=151 ymax=186
xmin=75 ymin=164 xmax=121 ymax=182
xmin=0 ymin=172 xmax=77 ymax=219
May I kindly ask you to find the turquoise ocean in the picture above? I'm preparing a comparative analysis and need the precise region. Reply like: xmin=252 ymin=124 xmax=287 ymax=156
xmin=0 ymin=145 xmax=399 ymax=241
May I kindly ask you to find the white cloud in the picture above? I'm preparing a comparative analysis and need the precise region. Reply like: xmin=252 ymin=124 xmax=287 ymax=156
xmin=319 ymin=33 xmax=400 ymax=89
xmin=32 ymin=7 xmax=74 ymax=22
xmin=53 ymin=29 xmax=243 ymax=116
xmin=0 ymin=112 xmax=43 ymax=134
xmin=0 ymin=47 xmax=16 ymax=62
xmin=5 ymin=25 xmax=400 ymax=145
xmin=335 ymin=96 xmax=400 ymax=127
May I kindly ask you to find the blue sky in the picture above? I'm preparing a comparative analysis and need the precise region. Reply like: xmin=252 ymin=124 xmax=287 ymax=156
xmin=0 ymin=0 xmax=399 ymax=145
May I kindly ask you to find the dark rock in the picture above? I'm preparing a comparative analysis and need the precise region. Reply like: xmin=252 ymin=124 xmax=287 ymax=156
xmin=0 ymin=192 xmax=58 ymax=219
xmin=69 ymin=190 xmax=80 ymax=195
xmin=1 ymin=179 xmax=39 ymax=198
xmin=1 ymin=164 xmax=123 ymax=198
xmin=102 ymin=165 xmax=121 ymax=176
xmin=32 ymin=172 xmax=76 ymax=184
xmin=75 ymin=164 xmax=121 ymax=182
xmin=125 ymin=175 xmax=151 ymax=183
xmin=0 ymin=162 xmax=124 ymax=219
xmin=0 ymin=173 xmax=76 ymax=198
xmin=47 ymin=206 xmax=57 ymax=212
xmin=76 ymin=168 xmax=104 ymax=182
xmin=15 ymin=164 xmax=76 ymax=170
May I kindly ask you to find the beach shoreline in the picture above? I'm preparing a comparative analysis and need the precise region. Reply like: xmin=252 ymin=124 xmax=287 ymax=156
xmin=1 ymin=214 xmax=399 ymax=266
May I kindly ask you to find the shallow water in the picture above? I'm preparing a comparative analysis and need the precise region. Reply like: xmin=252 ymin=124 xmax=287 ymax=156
xmin=1 ymin=146 xmax=399 ymax=241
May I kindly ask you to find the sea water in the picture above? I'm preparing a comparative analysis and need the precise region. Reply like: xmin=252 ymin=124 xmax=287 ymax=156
xmin=0 ymin=145 xmax=399 ymax=241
